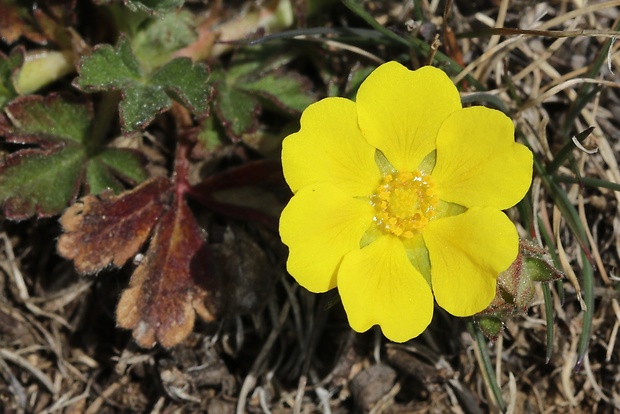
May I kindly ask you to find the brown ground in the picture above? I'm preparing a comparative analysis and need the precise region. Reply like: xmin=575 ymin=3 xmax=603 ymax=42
xmin=1 ymin=1 xmax=620 ymax=413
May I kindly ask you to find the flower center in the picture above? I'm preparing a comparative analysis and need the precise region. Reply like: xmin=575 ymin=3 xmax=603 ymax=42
xmin=370 ymin=171 xmax=438 ymax=239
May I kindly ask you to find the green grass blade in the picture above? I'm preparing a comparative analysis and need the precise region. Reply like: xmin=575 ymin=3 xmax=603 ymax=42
xmin=541 ymin=283 xmax=554 ymax=364
xmin=554 ymin=174 xmax=620 ymax=192
xmin=340 ymin=0 xmax=485 ymax=89
xmin=467 ymin=319 xmax=507 ymax=413
xmin=576 ymin=252 xmax=594 ymax=369
xmin=546 ymin=124 xmax=597 ymax=174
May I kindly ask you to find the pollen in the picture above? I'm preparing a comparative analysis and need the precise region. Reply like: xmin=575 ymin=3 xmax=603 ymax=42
xmin=370 ymin=171 xmax=438 ymax=239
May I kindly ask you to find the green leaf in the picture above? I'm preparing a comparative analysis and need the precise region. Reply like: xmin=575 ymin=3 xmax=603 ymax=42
xmin=151 ymin=58 xmax=210 ymax=114
xmin=86 ymin=147 xmax=149 ymax=194
xmin=2 ymin=95 xmax=92 ymax=145
xmin=239 ymin=72 xmax=314 ymax=113
xmin=214 ymin=81 xmax=260 ymax=140
xmin=124 ymin=0 xmax=184 ymax=14
xmin=195 ymin=112 xmax=225 ymax=154
xmin=132 ymin=10 xmax=196 ymax=71
xmin=74 ymin=37 xmax=143 ymax=91
xmin=0 ymin=48 xmax=23 ymax=108
xmin=85 ymin=158 xmax=125 ymax=194
xmin=75 ymin=38 xmax=210 ymax=132
xmin=0 ymin=146 xmax=86 ymax=219
xmin=94 ymin=0 xmax=184 ymax=15
xmin=95 ymin=148 xmax=149 ymax=184
xmin=210 ymin=49 xmax=314 ymax=140
xmin=119 ymin=84 xmax=171 ymax=132
xmin=0 ymin=94 xmax=148 ymax=219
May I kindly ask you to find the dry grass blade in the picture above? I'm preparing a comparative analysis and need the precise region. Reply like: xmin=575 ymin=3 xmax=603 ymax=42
xmin=0 ymin=349 xmax=57 ymax=395
xmin=2 ymin=1 xmax=620 ymax=412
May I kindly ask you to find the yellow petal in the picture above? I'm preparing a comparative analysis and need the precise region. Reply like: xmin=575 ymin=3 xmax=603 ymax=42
xmin=280 ymin=183 xmax=374 ymax=293
xmin=356 ymin=62 xmax=461 ymax=172
xmin=282 ymin=97 xmax=381 ymax=196
xmin=432 ymin=107 xmax=533 ymax=209
xmin=424 ymin=207 xmax=519 ymax=316
xmin=338 ymin=235 xmax=434 ymax=342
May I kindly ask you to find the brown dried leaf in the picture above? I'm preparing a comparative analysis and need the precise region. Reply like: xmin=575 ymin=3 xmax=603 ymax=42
xmin=350 ymin=363 xmax=397 ymax=412
xmin=0 ymin=1 xmax=47 ymax=45
xmin=211 ymin=224 xmax=273 ymax=315
xmin=57 ymin=177 xmax=172 ymax=274
xmin=116 ymin=196 xmax=216 ymax=348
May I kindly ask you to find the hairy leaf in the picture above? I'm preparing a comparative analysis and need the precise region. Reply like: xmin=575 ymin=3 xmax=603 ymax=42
xmin=213 ymin=81 xmax=260 ymax=140
xmin=211 ymin=55 xmax=313 ymax=140
xmin=74 ymin=37 xmax=143 ymax=91
xmin=85 ymin=147 xmax=149 ymax=194
xmin=118 ymin=84 xmax=171 ymax=132
xmin=129 ymin=0 xmax=184 ymax=13
xmin=95 ymin=148 xmax=149 ymax=184
xmin=238 ymin=72 xmax=314 ymax=114
xmin=116 ymin=194 xmax=216 ymax=348
xmin=0 ymin=146 xmax=85 ymax=219
xmin=150 ymin=58 xmax=210 ymax=114
xmin=126 ymin=0 xmax=185 ymax=14
xmin=132 ymin=10 xmax=196 ymax=71
xmin=75 ymin=37 xmax=210 ymax=132
xmin=2 ymin=95 xmax=92 ymax=144
xmin=57 ymin=177 xmax=172 ymax=274
xmin=93 ymin=0 xmax=184 ymax=15
xmin=0 ymin=94 xmax=148 ymax=219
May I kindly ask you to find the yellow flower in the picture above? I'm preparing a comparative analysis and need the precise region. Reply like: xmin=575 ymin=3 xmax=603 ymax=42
xmin=279 ymin=61 xmax=533 ymax=342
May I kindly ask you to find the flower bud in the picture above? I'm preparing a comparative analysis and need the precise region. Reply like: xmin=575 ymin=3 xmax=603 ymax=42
xmin=475 ymin=239 xmax=563 ymax=340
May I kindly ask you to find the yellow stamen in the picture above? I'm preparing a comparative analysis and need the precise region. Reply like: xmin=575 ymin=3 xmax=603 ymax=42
xmin=370 ymin=171 xmax=438 ymax=239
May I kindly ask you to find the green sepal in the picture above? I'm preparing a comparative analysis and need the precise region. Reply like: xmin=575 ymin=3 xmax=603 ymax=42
xmin=475 ymin=316 xmax=503 ymax=342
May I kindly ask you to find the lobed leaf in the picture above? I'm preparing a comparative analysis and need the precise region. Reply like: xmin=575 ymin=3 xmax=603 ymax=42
xmin=118 ymin=84 xmax=172 ymax=132
xmin=0 ymin=146 xmax=85 ymax=220
xmin=116 ymin=194 xmax=216 ymax=348
xmin=74 ymin=37 xmax=143 ymax=92
xmin=75 ymin=38 xmax=210 ymax=132
xmin=0 ymin=94 xmax=149 ymax=219
xmin=150 ymin=58 xmax=211 ymax=114
xmin=85 ymin=148 xmax=149 ymax=194
xmin=1 ymin=94 xmax=92 ymax=145
xmin=209 ymin=51 xmax=313 ymax=141
xmin=239 ymin=72 xmax=314 ymax=114
xmin=94 ymin=148 xmax=149 ymax=185
xmin=132 ymin=10 xmax=196 ymax=71
xmin=57 ymin=177 xmax=172 ymax=274
xmin=95 ymin=0 xmax=185 ymax=16
xmin=85 ymin=159 xmax=126 ymax=194
xmin=213 ymin=81 xmax=260 ymax=140
xmin=124 ymin=0 xmax=185 ymax=15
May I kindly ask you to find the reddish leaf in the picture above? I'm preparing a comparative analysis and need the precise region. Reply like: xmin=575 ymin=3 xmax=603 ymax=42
xmin=116 ymin=194 xmax=216 ymax=348
xmin=57 ymin=177 xmax=172 ymax=274
xmin=188 ymin=160 xmax=286 ymax=229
